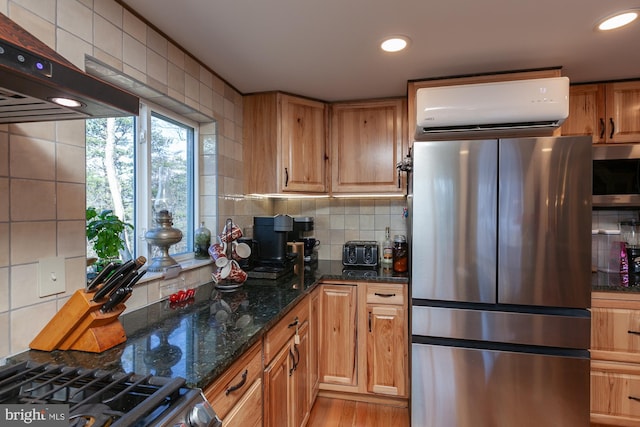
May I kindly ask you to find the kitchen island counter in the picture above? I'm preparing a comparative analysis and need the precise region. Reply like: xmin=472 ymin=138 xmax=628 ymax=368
xmin=7 ymin=261 xmax=407 ymax=390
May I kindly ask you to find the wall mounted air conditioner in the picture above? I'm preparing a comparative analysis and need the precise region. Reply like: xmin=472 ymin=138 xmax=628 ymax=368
xmin=415 ymin=77 xmax=569 ymax=139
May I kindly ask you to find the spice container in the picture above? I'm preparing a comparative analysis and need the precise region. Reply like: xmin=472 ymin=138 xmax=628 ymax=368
xmin=392 ymin=234 xmax=408 ymax=273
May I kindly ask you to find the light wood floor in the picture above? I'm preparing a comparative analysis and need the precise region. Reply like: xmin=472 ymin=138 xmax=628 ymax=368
xmin=307 ymin=397 xmax=410 ymax=427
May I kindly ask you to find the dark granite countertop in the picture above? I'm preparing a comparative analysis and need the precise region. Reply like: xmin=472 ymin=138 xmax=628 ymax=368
xmin=592 ymin=271 xmax=640 ymax=293
xmin=7 ymin=261 xmax=407 ymax=389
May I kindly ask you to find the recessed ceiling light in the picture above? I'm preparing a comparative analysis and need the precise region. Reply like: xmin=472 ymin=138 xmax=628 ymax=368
xmin=380 ymin=36 xmax=410 ymax=53
xmin=597 ymin=10 xmax=638 ymax=31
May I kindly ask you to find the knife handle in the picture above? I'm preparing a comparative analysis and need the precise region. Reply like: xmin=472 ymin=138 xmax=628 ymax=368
xmin=93 ymin=268 xmax=135 ymax=302
xmin=92 ymin=273 xmax=124 ymax=301
xmin=100 ymin=287 xmax=130 ymax=313
xmin=86 ymin=262 xmax=118 ymax=292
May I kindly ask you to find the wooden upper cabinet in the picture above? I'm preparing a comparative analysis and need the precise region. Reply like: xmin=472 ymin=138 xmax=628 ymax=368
xmin=562 ymin=81 xmax=640 ymax=144
xmin=561 ymin=84 xmax=604 ymax=143
xmin=330 ymin=98 xmax=407 ymax=194
xmin=281 ymin=95 xmax=328 ymax=192
xmin=243 ymin=92 xmax=328 ymax=194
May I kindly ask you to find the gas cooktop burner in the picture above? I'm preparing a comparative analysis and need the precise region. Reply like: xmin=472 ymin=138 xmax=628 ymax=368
xmin=69 ymin=403 xmax=121 ymax=427
xmin=0 ymin=361 xmax=220 ymax=427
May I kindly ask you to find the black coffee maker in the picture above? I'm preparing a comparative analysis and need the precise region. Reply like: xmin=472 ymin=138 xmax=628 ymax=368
xmin=253 ymin=215 xmax=293 ymax=267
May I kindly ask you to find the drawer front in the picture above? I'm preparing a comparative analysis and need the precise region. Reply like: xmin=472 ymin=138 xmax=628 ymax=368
xmin=592 ymin=369 xmax=640 ymax=419
xmin=592 ymin=307 xmax=640 ymax=353
xmin=204 ymin=341 xmax=262 ymax=420
xmin=223 ymin=378 xmax=263 ymax=427
xmin=366 ymin=283 xmax=405 ymax=305
xmin=264 ymin=295 xmax=309 ymax=364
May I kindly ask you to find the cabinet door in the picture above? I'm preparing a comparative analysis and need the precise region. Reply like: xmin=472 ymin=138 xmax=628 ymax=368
xmin=243 ymin=93 xmax=279 ymax=194
xmin=292 ymin=321 xmax=310 ymax=427
xmin=331 ymin=99 xmax=406 ymax=193
xmin=319 ymin=284 xmax=357 ymax=385
xmin=562 ymin=84 xmax=605 ymax=143
xmin=605 ymin=81 xmax=640 ymax=143
xmin=280 ymin=94 xmax=327 ymax=192
xmin=309 ymin=287 xmax=320 ymax=401
xmin=367 ymin=304 xmax=407 ymax=397
xmin=264 ymin=343 xmax=294 ymax=427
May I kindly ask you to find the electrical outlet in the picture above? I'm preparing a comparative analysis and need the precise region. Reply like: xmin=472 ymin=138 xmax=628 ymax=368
xmin=38 ymin=257 xmax=66 ymax=297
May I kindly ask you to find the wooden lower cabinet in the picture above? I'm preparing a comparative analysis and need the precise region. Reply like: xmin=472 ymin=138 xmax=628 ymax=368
xmin=591 ymin=292 xmax=640 ymax=426
xmin=264 ymin=293 xmax=314 ymax=427
xmin=318 ymin=284 xmax=358 ymax=386
xmin=367 ymin=304 xmax=406 ymax=396
xmin=204 ymin=341 xmax=263 ymax=426
xmin=318 ymin=281 xmax=408 ymax=403
xmin=224 ymin=379 xmax=263 ymax=427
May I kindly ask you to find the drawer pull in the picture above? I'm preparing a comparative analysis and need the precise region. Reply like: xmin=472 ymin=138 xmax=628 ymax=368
xmin=628 ymin=330 xmax=640 ymax=336
xmin=288 ymin=316 xmax=299 ymax=328
xmin=629 ymin=396 xmax=640 ymax=402
xmin=225 ymin=369 xmax=248 ymax=395
xmin=374 ymin=292 xmax=396 ymax=298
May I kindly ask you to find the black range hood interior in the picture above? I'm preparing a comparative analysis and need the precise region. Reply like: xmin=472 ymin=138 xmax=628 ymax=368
xmin=0 ymin=13 xmax=139 ymax=124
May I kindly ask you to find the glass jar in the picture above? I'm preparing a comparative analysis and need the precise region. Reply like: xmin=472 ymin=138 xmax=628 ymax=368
xmin=392 ymin=235 xmax=408 ymax=273
xmin=194 ymin=222 xmax=211 ymax=259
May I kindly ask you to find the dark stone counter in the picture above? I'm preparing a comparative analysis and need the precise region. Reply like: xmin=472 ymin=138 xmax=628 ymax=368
xmin=7 ymin=261 xmax=407 ymax=389
xmin=592 ymin=271 xmax=640 ymax=293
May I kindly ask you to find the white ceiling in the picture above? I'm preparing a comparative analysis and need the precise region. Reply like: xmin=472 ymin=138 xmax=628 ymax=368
xmin=121 ymin=0 xmax=640 ymax=102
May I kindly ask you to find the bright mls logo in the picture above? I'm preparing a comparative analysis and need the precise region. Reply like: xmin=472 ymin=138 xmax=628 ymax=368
xmin=1 ymin=405 xmax=68 ymax=426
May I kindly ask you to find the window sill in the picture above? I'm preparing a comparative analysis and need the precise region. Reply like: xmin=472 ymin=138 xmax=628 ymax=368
xmin=138 ymin=256 xmax=213 ymax=284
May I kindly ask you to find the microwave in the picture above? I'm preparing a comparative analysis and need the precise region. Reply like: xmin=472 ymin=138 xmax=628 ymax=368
xmin=593 ymin=144 xmax=640 ymax=208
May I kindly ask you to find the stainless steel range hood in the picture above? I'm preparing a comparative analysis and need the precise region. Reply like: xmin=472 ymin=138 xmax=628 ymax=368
xmin=0 ymin=13 xmax=138 ymax=124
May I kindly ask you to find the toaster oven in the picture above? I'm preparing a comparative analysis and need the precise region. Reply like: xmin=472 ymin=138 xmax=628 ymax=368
xmin=342 ymin=240 xmax=379 ymax=267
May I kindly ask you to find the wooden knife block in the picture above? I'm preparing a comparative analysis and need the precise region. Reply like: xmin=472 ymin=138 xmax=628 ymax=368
xmin=29 ymin=289 xmax=127 ymax=353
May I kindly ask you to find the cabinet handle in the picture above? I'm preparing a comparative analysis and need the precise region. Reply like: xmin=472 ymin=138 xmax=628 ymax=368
xmin=289 ymin=349 xmax=296 ymax=376
xmin=609 ymin=117 xmax=615 ymax=140
xmin=288 ymin=317 xmax=299 ymax=328
xmin=225 ymin=369 xmax=248 ymax=395
xmin=599 ymin=118 xmax=605 ymax=139
xmin=285 ymin=168 xmax=289 ymax=187
xmin=374 ymin=292 xmax=396 ymax=298
xmin=369 ymin=311 xmax=372 ymax=333
xmin=628 ymin=330 xmax=640 ymax=335
xmin=293 ymin=344 xmax=300 ymax=370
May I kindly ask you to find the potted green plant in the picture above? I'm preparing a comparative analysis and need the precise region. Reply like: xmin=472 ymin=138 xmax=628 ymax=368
xmin=86 ymin=207 xmax=133 ymax=269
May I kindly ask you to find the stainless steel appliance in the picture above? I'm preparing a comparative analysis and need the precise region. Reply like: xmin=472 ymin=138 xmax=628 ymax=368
xmin=593 ymin=143 xmax=640 ymax=207
xmin=342 ymin=240 xmax=379 ymax=267
xmin=409 ymin=136 xmax=592 ymax=427
xmin=0 ymin=361 xmax=221 ymax=426
xmin=0 ymin=14 xmax=138 ymax=124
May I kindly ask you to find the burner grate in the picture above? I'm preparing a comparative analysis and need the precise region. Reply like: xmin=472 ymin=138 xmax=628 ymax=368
xmin=0 ymin=361 xmax=187 ymax=427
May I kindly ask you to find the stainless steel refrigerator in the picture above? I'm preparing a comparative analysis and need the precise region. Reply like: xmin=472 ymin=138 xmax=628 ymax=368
xmin=409 ymin=136 xmax=592 ymax=427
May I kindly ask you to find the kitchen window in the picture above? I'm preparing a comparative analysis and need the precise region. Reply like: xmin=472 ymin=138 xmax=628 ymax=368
xmin=86 ymin=101 xmax=199 ymax=264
